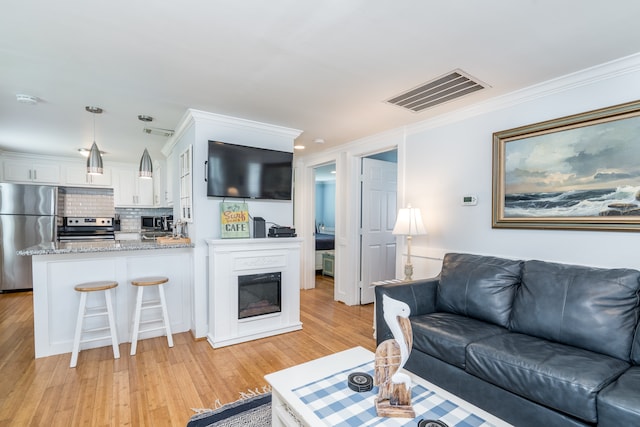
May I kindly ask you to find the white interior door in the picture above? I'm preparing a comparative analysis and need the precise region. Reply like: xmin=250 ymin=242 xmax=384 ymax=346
xmin=360 ymin=158 xmax=397 ymax=304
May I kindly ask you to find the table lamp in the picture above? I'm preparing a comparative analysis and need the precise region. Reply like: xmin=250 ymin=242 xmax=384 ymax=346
xmin=392 ymin=205 xmax=426 ymax=280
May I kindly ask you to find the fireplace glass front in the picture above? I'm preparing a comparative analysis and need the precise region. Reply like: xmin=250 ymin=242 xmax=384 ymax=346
xmin=238 ymin=272 xmax=282 ymax=319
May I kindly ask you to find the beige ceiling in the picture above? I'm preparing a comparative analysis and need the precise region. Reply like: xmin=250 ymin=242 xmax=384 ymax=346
xmin=2 ymin=1 xmax=640 ymax=163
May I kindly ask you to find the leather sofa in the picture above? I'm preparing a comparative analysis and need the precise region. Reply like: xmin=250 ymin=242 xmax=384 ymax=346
xmin=375 ymin=253 xmax=640 ymax=426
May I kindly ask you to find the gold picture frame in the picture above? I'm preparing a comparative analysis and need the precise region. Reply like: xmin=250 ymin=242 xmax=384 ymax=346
xmin=492 ymin=100 xmax=640 ymax=231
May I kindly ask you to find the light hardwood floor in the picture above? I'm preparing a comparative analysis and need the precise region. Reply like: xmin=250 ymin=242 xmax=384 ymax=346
xmin=0 ymin=276 xmax=375 ymax=426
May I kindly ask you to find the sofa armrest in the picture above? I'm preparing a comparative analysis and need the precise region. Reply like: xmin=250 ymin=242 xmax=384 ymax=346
xmin=375 ymin=277 xmax=439 ymax=345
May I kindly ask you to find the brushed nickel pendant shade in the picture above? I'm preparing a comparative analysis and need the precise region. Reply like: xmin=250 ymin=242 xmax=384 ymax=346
xmin=86 ymin=106 xmax=104 ymax=175
xmin=139 ymin=148 xmax=153 ymax=178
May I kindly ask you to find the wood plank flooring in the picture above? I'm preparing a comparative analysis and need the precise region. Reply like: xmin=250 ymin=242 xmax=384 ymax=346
xmin=0 ymin=276 xmax=375 ymax=426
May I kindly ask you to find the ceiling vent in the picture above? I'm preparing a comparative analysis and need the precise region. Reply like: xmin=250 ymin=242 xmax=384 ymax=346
xmin=386 ymin=69 xmax=488 ymax=113
xmin=143 ymin=127 xmax=175 ymax=137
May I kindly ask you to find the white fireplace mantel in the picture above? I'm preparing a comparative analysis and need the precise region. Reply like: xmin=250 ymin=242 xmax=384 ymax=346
xmin=206 ymin=238 xmax=303 ymax=348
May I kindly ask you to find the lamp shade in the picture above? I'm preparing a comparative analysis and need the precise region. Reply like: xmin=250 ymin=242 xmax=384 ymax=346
xmin=86 ymin=141 xmax=104 ymax=175
xmin=139 ymin=148 xmax=153 ymax=178
xmin=392 ymin=206 xmax=427 ymax=236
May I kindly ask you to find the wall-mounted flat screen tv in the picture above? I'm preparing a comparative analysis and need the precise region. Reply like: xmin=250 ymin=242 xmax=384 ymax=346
xmin=206 ymin=140 xmax=294 ymax=200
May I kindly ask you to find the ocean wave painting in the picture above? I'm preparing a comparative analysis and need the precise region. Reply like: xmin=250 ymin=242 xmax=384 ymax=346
xmin=505 ymin=186 xmax=640 ymax=218
xmin=493 ymin=101 xmax=640 ymax=229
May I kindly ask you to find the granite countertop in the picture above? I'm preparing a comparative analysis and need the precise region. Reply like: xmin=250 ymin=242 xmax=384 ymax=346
xmin=18 ymin=240 xmax=194 ymax=256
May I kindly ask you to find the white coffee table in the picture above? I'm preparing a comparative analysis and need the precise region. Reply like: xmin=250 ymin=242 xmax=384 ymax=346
xmin=265 ymin=346 xmax=512 ymax=427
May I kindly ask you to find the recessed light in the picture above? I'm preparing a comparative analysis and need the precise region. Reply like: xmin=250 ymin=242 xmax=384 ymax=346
xmin=313 ymin=138 xmax=325 ymax=144
xmin=16 ymin=94 xmax=38 ymax=105
xmin=294 ymin=145 xmax=305 ymax=150
xmin=138 ymin=115 xmax=153 ymax=122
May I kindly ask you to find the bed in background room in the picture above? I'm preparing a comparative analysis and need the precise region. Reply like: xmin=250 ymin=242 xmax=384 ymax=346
xmin=315 ymin=232 xmax=335 ymax=272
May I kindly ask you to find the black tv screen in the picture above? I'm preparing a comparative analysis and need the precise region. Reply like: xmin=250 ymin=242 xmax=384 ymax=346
xmin=206 ymin=141 xmax=293 ymax=200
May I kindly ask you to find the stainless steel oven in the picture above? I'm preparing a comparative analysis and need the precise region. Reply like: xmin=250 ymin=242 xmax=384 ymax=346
xmin=58 ymin=217 xmax=116 ymax=242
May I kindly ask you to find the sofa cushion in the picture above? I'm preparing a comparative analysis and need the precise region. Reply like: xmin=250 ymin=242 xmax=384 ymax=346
xmin=466 ymin=333 xmax=630 ymax=423
xmin=510 ymin=260 xmax=640 ymax=361
xmin=598 ymin=366 xmax=640 ymax=427
xmin=411 ymin=312 xmax=508 ymax=369
xmin=436 ymin=253 xmax=522 ymax=328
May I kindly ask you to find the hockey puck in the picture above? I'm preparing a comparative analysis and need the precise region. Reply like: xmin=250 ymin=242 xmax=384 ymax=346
xmin=417 ymin=420 xmax=448 ymax=427
xmin=347 ymin=372 xmax=373 ymax=392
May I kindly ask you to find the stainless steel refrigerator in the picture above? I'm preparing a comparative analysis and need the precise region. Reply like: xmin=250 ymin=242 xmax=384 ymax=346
xmin=0 ymin=183 xmax=57 ymax=292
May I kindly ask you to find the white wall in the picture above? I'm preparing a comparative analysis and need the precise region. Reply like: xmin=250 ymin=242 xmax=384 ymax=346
xmin=405 ymin=54 xmax=640 ymax=277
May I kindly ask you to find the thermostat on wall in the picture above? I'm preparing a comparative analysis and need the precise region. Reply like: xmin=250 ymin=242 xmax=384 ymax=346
xmin=462 ymin=195 xmax=478 ymax=206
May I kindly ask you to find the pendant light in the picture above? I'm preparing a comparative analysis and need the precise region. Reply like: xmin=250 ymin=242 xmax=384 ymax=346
xmin=86 ymin=106 xmax=104 ymax=175
xmin=139 ymin=148 xmax=153 ymax=178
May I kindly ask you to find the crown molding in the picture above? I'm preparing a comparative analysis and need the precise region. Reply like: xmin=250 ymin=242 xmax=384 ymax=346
xmin=162 ymin=109 xmax=303 ymax=156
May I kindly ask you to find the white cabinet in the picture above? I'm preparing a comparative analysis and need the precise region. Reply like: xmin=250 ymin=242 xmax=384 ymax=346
xmin=165 ymin=154 xmax=174 ymax=206
xmin=153 ymin=164 xmax=169 ymax=207
xmin=113 ymin=167 xmax=154 ymax=207
xmin=179 ymin=145 xmax=193 ymax=222
xmin=65 ymin=165 xmax=112 ymax=187
xmin=3 ymin=160 xmax=60 ymax=184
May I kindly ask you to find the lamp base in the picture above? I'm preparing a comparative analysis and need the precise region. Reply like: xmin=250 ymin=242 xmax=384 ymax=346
xmin=403 ymin=263 xmax=414 ymax=281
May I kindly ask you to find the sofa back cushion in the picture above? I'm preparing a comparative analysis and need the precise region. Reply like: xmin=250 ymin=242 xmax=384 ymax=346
xmin=436 ymin=253 xmax=522 ymax=328
xmin=510 ymin=260 xmax=640 ymax=361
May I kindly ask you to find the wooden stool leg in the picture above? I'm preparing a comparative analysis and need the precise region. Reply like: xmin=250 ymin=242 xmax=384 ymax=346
xmin=105 ymin=288 xmax=120 ymax=359
xmin=70 ymin=292 xmax=88 ymax=368
xmin=158 ymin=284 xmax=174 ymax=348
xmin=130 ymin=286 xmax=144 ymax=355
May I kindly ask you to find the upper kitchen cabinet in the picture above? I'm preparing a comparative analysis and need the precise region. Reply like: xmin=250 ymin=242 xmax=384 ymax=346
xmin=65 ymin=165 xmax=112 ymax=187
xmin=179 ymin=145 xmax=192 ymax=222
xmin=164 ymin=154 xmax=174 ymax=206
xmin=3 ymin=159 xmax=60 ymax=184
xmin=152 ymin=163 xmax=171 ymax=207
xmin=113 ymin=167 xmax=154 ymax=207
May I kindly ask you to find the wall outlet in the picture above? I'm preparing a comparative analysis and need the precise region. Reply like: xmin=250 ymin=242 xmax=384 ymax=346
xmin=462 ymin=195 xmax=478 ymax=206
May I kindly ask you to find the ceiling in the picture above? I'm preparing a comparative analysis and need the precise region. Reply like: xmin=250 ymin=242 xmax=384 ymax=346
xmin=2 ymin=1 xmax=640 ymax=164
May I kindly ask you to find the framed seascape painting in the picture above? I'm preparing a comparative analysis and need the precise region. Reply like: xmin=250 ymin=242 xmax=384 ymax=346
xmin=492 ymin=100 xmax=640 ymax=231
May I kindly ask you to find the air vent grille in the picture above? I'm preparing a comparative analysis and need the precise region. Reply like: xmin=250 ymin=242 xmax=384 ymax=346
xmin=386 ymin=69 xmax=487 ymax=112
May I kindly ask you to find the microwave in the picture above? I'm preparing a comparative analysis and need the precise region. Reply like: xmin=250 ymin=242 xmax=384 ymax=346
xmin=141 ymin=216 xmax=158 ymax=229
xmin=141 ymin=216 xmax=172 ymax=231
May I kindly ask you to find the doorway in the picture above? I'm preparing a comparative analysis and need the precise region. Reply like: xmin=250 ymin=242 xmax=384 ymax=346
xmin=314 ymin=163 xmax=336 ymax=291
xmin=359 ymin=150 xmax=398 ymax=304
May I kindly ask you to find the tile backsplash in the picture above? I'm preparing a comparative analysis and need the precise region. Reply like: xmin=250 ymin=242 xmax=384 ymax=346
xmin=58 ymin=187 xmax=115 ymax=217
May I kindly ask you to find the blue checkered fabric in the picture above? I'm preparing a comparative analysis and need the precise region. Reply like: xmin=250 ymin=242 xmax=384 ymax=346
xmin=293 ymin=361 xmax=498 ymax=426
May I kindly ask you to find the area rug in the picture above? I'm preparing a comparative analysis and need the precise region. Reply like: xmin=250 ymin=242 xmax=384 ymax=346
xmin=188 ymin=391 xmax=272 ymax=427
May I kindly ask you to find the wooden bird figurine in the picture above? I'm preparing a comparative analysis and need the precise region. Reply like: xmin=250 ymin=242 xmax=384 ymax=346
xmin=374 ymin=294 xmax=415 ymax=418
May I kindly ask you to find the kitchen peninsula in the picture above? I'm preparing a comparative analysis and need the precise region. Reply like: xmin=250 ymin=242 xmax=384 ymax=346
xmin=19 ymin=240 xmax=194 ymax=358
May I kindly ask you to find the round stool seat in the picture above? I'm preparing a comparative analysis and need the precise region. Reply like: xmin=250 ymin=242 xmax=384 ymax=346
xmin=131 ymin=276 xmax=169 ymax=287
xmin=74 ymin=280 xmax=118 ymax=292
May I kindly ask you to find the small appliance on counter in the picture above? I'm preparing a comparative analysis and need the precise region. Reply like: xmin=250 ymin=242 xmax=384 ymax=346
xmin=140 ymin=215 xmax=174 ymax=240
xmin=268 ymin=225 xmax=296 ymax=237
xmin=141 ymin=215 xmax=173 ymax=231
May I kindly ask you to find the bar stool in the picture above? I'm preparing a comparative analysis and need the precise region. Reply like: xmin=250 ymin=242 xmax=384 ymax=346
xmin=130 ymin=276 xmax=174 ymax=355
xmin=70 ymin=280 xmax=120 ymax=368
